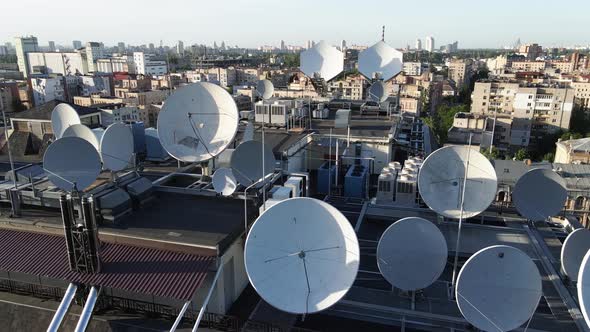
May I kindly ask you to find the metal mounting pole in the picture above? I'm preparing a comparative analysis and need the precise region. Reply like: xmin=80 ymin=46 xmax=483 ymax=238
xmin=262 ymin=125 xmax=266 ymax=211
xmin=192 ymin=264 xmax=224 ymax=332
xmin=450 ymin=134 xmax=472 ymax=298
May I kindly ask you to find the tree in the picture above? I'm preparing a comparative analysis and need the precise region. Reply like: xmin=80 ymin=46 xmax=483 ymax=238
xmin=423 ymin=103 xmax=469 ymax=144
xmin=514 ymin=148 xmax=529 ymax=161
xmin=542 ymin=152 xmax=555 ymax=162
xmin=481 ymin=147 xmax=500 ymax=160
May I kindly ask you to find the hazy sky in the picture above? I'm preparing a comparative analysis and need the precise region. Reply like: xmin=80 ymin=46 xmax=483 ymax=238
xmin=1 ymin=0 xmax=589 ymax=49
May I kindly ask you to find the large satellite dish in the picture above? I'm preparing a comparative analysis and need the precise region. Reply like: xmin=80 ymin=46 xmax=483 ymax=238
xmin=157 ymin=82 xmax=239 ymax=163
xmin=62 ymin=124 xmax=100 ymax=152
xmin=51 ymin=103 xmax=81 ymax=139
xmin=561 ymin=228 xmax=590 ymax=280
xmin=513 ymin=168 xmax=567 ymax=221
xmin=256 ymin=80 xmax=274 ymax=100
xmin=245 ymin=198 xmax=360 ymax=314
xmin=100 ymin=123 xmax=134 ymax=172
xmin=456 ymin=245 xmax=541 ymax=332
xmin=230 ymin=140 xmax=275 ymax=187
xmin=358 ymin=41 xmax=403 ymax=81
xmin=377 ymin=217 xmax=447 ymax=291
xmin=300 ymin=41 xmax=344 ymax=81
xmin=212 ymin=167 xmax=237 ymax=196
xmin=578 ymin=250 xmax=590 ymax=327
xmin=43 ymin=137 xmax=102 ymax=191
xmin=368 ymin=81 xmax=387 ymax=102
xmin=418 ymin=146 xmax=497 ymax=219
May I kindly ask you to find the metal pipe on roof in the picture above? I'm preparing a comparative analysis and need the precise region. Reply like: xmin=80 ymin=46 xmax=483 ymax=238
xmin=81 ymin=196 xmax=101 ymax=273
xmin=169 ymin=300 xmax=191 ymax=332
xmin=74 ymin=286 xmax=99 ymax=332
xmin=60 ymin=194 xmax=77 ymax=271
xmin=192 ymin=264 xmax=224 ymax=332
xmin=47 ymin=283 xmax=78 ymax=332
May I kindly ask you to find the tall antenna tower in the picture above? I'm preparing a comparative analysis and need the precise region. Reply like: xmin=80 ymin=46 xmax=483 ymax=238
xmin=382 ymin=26 xmax=385 ymax=42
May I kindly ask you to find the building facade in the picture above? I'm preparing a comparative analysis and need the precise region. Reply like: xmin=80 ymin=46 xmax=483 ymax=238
xmin=15 ymin=36 xmax=39 ymax=78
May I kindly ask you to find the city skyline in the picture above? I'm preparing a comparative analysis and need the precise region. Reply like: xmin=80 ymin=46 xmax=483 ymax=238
xmin=2 ymin=0 xmax=590 ymax=49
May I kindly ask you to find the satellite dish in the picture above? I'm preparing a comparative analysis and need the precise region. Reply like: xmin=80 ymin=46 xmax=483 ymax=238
xmin=230 ymin=140 xmax=275 ymax=187
xmin=157 ymin=82 xmax=239 ymax=163
xmin=300 ymin=41 xmax=344 ymax=82
xmin=243 ymin=122 xmax=254 ymax=143
xmin=100 ymin=123 xmax=134 ymax=172
xmin=577 ymin=250 xmax=590 ymax=327
xmin=43 ymin=137 xmax=101 ymax=191
xmin=456 ymin=245 xmax=542 ymax=332
xmin=513 ymin=168 xmax=567 ymax=221
xmin=358 ymin=41 xmax=403 ymax=81
xmin=62 ymin=124 xmax=100 ymax=152
xmin=245 ymin=198 xmax=360 ymax=314
xmin=256 ymin=80 xmax=274 ymax=100
xmin=212 ymin=167 xmax=237 ymax=196
xmin=92 ymin=128 xmax=105 ymax=147
xmin=377 ymin=217 xmax=447 ymax=291
xmin=51 ymin=103 xmax=81 ymax=139
xmin=561 ymin=228 xmax=590 ymax=280
xmin=368 ymin=81 xmax=387 ymax=102
xmin=418 ymin=146 xmax=497 ymax=219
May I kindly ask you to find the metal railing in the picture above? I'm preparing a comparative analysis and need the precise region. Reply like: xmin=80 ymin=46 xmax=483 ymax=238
xmin=0 ymin=278 xmax=319 ymax=332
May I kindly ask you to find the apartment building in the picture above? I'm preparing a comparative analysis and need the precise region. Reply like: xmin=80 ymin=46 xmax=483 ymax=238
xmin=74 ymin=95 xmax=124 ymax=107
xmin=510 ymin=61 xmax=546 ymax=72
xmin=403 ymin=62 xmax=428 ymax=76
xmin=15 ymin=36 xmax=39 ymax=78
xmin=328 ymin=75 xmax=364 ymax=100
xmin=187 ymin=67 xmax=236 ymax=87
xmin=447 ymin=59 xmax=472 ymax=89
xmin=27 ymin=52 xmax=88 ymax=76
xmin=572 ymin=82 xmax=590 ymax=109
xmin=471 ymin=81 xmax=519 ymax=116
xmin=85 ymin=42 xmax=104 ymax=72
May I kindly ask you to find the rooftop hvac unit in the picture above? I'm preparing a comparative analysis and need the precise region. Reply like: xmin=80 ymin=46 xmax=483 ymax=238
xmin=272 ymin=186 xmax=293 ymax=200
xmin=124 ymin=177 xmax=154 ymax=208
xmin=284 ymin=176 xmax=304 ymax=197
xmin=317 ymin=161 xmax=336 ymax=194
xmin=94 ymin=188 xmax=132 ymax=224
xmin=344 ymin=164 xmax=368 ymax=198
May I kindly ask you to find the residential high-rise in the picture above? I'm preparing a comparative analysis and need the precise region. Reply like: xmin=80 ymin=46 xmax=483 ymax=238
xmin=221 ymin=41 xmax=226 ymax=50
xmin=15 ymin=36 xmax=39 ymax=78
xmin=280 ymin=40 xmax=285 ymax=51
xmin=118 ymin=42 xmax=126 ymax=54
xmin=425 ymin=36 xmax=435 ymax=52
xmin=72 ymin=40 xmax=82 ymax=49
xmin=415 ymin=38 xmax=422 ymax=51
xmin=48 ymin=41 xmax=56 ymax=52
xmin=306 ymin=40 xmax=313 ymax=49
xmin=177 ymin=40 xmax=184 ymax=56
xmin=85 ymin=42 xmax=104 ymax=73
xmin=341 ymin=40 xmax=347 ymax=51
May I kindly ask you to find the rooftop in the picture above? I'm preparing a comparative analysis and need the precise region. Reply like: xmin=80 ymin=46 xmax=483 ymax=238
xmin=10 ymin=100 xmax=101 ymax=121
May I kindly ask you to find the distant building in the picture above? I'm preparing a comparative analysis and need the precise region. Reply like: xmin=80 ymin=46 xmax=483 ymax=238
xmin=133 ymin=52 xmax=167 ymax=76
xmin=403 ymin=62 xmax=428 ymax=76
xmin=72 ymin=40 xmax=82 ymax=49
xmin=511 ymin=61 xmax=546 ymax=72
xmin=48 ymin=41 xmax=56 ymax=52
xmin=280 ymin=40 xmax=285 ymax=51
xmin=415 ymin=38 xmax=422 ymax=51
xmin=26 ymin=52 xmax=87 ymax=76
xmin=327 ymin=75 xmax=364 ymax=100
xmin=425 ymin=36 xmax=435 ymax=52
xmin=117 ymin=42 xmax=126 ymax=54
xmin=340 ymin=40 xmax=347 ymax=51
xmin=85 ymin=42 xmax=104 ymax=72
xmin=96 ymin=55 xmax=133 ymax=74
xmin=572 ymin=82 xmax=590 ymax=109
xmin=176 ymin=40 xmax=184 ymax=56
xmin=14 ymin=36 xmax=39 ymax=78
xmin=518 ymin=43 xmax=543 ymax=60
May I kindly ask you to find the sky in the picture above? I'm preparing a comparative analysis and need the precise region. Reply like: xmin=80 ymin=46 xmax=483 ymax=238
xmin=1 ymin=0 xmax=589 ymax=49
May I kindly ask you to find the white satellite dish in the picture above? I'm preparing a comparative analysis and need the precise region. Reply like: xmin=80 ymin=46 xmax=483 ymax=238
xmin=92 ymin=128 xmax=105 ymax=148
xmin=230 ymin=140 xmax=275 ymax=187
xmin=561 ymin=228 xmax=590 ymax=280
xmin=51 ymin=103 xmax=81 ymax=139
xmin=377 ymin=217 xmax=447 ymax=291
xmin=418 ymin=146 xmax=497 ymax=219
xmin=456 ymin=245 xmax=542 ymax=332
xmin=212 ymin=167 xmax=237 ymax=196
xmin=62 ymin=124 xmax=100 ymax=152
xmin=368 ymin=81 xmax=387 ymax=102
xmin=256 ymin=80 xmax=274 ymax=100
xmin=245 ymin=198 xmax=360 ymax=314
xmin=157 ymin=82 xmax=239 ymax=163
xmin=513 ymin=168 xmax=567 ymax=221
xmin=100 ymin=123 xmax=134 ymax=172
xmin=43 ymin=137 xmax=102 ymax=191
xmin=300 ymin=41 xmax=344 ymax=82
xmin=577 ymin=250 xmax=590 ymax=327
xmin=358 ymin=41 xmax=403 ymax=82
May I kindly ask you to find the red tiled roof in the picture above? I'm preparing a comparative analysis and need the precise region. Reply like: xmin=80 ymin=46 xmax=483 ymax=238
xmin=0 ymin=229 xmax=215 ymax=300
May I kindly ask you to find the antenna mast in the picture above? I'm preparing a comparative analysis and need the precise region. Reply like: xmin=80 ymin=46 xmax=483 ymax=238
xmin=382 ymin=26 xmax=385 ymax=42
